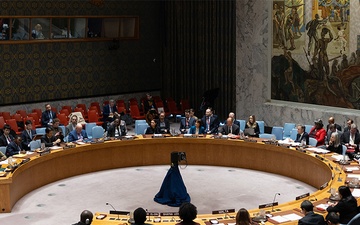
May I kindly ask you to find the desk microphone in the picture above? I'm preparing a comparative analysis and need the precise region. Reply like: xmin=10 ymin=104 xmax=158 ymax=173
xmin=146 ymin=209 xmax=151 ymax=222
xmin=308 ymin=195 xmax=318 ymax=202
xmin=271 ymin=193 xmax=280 ymax=212
xmin=106 ymin=202 xmax=120 ymax=220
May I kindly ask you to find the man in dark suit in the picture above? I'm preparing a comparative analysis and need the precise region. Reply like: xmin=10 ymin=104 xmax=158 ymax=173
xmin=0 ymin=124 xmax=14 ymax=147
xmin=298 ymin=200 xmax=326 ymax=225
xmin=341 ymin=123 xmax=360 ymax=153
xmin=41 ymin=103 xmax=57 ymax=127
xmin=326 ymin=117 xmax=342 ymax=132
xmin=68 ymin=123 xmax=88 ymax=142
xmin=107 ymin=118 xmax=127 ymax=138
xmin=143 ymin=93 xmax=156 ymax=113
xmin=228 ymin=112 xmax=240 ymax=127
xmin=325 ymin=212 xmax=339 ymax=225
xmin=179 ymin=109 xmax=195 ymax=134
xmin=6 ymin=136 xmax=25 ymax=157
xmin=219 ymin=117 xmax=240 ymax=136
xmin=201 ymin=108 xmax=220 ymax=134
xmin=295 ymin=125 xmax=309 ymax=145
xmin=102 ymin=99 xmax=119 ymax=123
xmin=21 ymin=120 xmax=36 ymax=151
xmin=325 ymin=124 xmax=342 ymax=145
xmin=156 ymin=111 xmax=170 ymax=134
xmin=41 ymin=127 xmax=61 ymax=147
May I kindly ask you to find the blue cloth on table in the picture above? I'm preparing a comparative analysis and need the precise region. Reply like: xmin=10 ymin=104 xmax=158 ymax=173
xmin=154 ymin=165 xmax=191 ymax=207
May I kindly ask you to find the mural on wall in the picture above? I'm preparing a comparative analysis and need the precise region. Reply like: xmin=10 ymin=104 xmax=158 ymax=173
xmin=271 ymin=0 xmax=360 ymax=109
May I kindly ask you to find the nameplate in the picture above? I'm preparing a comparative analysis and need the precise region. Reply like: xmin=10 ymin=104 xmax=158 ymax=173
xmin=90 ymin=140 xmax=105 ymax=144
xmin=183 ymin=134 xmax=196 ymax=138
xmin=109 ymin=210 xmax=130 ymax=215
xmin=20 ymin=158 xmax=30 ymax=165
xmin=64 ymin=143 xmax=76 ymax=149
xmin=315 ymin=155 xmax=324 ymax=161
xmin=152 ymin=135 xmax=165 ymax=138
xmin=212 ymin=209 xmax=235 ymax=214
xmin=39 ymin=148 xmax=51 ymax=156
xmin=147 ymin=212 xmax=159 ymax=216
xmin=319 ymin=182 xmax=328 ymax=190
xmin=296 ymin=148 xmax=306 ymax=153
xmin=295 ymin=192 xmax=310 ymax=200
xmin=160 ymin=212 xmax=179 ymax=216
xmin=244 ymin=139 xmax=257 ymax=143
xmin=328 ymin=163 xmax=333 ymax=170
xmin=263 ymin=140 xmax=278 ymax=145
xmin=259 ymin=202 xmax=278 ymax=209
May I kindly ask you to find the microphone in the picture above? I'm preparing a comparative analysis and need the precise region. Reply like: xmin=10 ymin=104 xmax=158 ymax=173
xmin=106 ymin=202 xmax=120 ymax=220
xmin=308 ymin=195 xmax=318 ymax=202
xmin=146 ymin=209 xmax=151 ymax=222
xmin=271 ymin=193 xmax=280 ymax=212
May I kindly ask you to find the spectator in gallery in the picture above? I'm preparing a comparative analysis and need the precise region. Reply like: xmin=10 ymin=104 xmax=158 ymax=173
xmin=6 ymin=136 xmax=25 ymax=157
xmin=176 ymin=202 xmax=199 ymax=225
xmin=298 ymin=200 xmax=325 ymax=225
xmin=41 ymin=103 xmax=57 ymax=127
xmin=244 ymin=115 xmax=260 ymax=137
xmin=66 ymin=114 xmax=78 ymax=136
xmin=326 ymin=117 xmax=342 ymax=132
xmin=143 ymin=93 xmax=156 ymax=114
xmin=72 ymin=210 xmax=93 ymax=225
xmin=157 ymin=111 xmax=170 ymax=134
xmin=103 ymin=99 xmax=119 ymax=124
xmin=201 ymin=108 xmax=220 ymax=134
xmin=31 ymin=23 xmax=45 ymax=39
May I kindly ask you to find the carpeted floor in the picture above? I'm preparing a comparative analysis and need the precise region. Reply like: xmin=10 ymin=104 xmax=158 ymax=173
xmin=0 ymin=165 xmax=316 ymax=225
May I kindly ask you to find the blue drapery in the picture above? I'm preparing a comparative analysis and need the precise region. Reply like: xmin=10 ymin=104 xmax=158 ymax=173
xmin=154 ymin=165 xmax=191 ymax=207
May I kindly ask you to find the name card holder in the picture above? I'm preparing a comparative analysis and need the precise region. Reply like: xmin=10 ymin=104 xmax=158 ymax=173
xmin=295 ymin=192 xmax=310 ymax=200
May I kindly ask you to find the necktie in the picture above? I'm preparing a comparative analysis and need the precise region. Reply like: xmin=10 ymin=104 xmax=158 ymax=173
xmin=117 ymin=126 xmax=121 ymax=137
xmin=28 ymin=130 xmax=32 ymax=139
xmin=230 ymin=126 xmax=232 ymax=134
xmin=7 ymin=136 xmax=10 ymax=143
xmin=207 ymin=117 xmax=210 ymax=131
xmin=186 ymin=118 xmax=189 ymax=127
xmin=49 ymin=112 xmax=52 ymax=119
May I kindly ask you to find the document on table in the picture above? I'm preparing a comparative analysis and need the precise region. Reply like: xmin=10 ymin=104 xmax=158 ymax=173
xmin=346 ymin=166 xmax=360 ymax=172
xmin=316 ymin=203 xmax=329 ymax=211
xmin=282 ymin=213 xmax=302 ymax=221
xmin=352 ymin=189 xmax=360 ymax=197
xmin=347 ymin=174 xmax=360 ymax=179
xmin=306 ymin=147 xmax=330 ymax=154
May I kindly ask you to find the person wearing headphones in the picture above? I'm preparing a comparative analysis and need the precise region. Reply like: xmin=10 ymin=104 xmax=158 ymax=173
xmin=72 ymin=210 xmax=93 ymax=225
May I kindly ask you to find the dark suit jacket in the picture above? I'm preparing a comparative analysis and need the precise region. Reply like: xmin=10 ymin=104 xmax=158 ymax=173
xmin=21 ymin=129 xmax=36 ymax=150
xmin=189 ymin=126 xmax=205 ymax=134
xmin=103 ymin=104 xmax=118 ymax=122
xmin=234 ymin=120 xmax=240 ymax=127
xmin=298 ymin=211 xmax=325 ymax=225
xmin=295 ymin=132 xmax=309 ymax=145
xmin=0 ymin=134 xmax=14 ymax=147
xmin=145 ymin=126 xmax=160 ymax=134
xmin=179 ymin=117 xmax=195 ymax=133
xmin=326 ymin=123 xmax=342 ymax=132
xmin=41 ymin=135 xmax=57 ymax=147
xmin=107 ymin=123 xmax=127 ymax=137
xmin=327 ymin=196 xmax=358 ymax=224
xmin=68 ymin=129 xmax=88 ymax=142
xmin=341 ymin=131 xmax=360 ymax=152
xmin=245 ymin=123 xmax=260 ymax=137
xmin=143 ymin=99 xmax=156 ymax=113
xmin=5 ymin=141 xmax=22 ymax=157
xmin=41 ymin=110 xmax=57 ymax=127
xmin=219 ymin=124 xmax=240 ymax=135
xmin=201 ymin=115 xmax=220 ymax=134
xmin=156 ymin=118 xmax=170 ymax=134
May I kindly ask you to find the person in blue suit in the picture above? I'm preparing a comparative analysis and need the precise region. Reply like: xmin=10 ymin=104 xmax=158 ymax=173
xmin=6 ymin=136 xmax=25 ymax=157
xmin=179 ymin=109 xmax=195 ymax=134
xmin=102 ymin=99 xmax=119 ymax=123
xmin=295 ymin=125 xmax=309 ymax=145
xmin=41 ymin=103 xmax=57 ymax=127
xmin=68 ymin=123 xmax=88 ymax=142
xmin=189 ymin=119 xmax=205 ymax=135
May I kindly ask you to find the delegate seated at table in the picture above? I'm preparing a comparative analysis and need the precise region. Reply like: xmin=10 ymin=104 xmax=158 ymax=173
xmin=41 ymin=127 xmax=61 ymax=147
xmin=295 ymin=125 xmax=309 ymax=145
xmin=145 ymin=119 xmax=160 ymax=134
xmin=5 ymin=136 xmax=26 ymax=157
xmin=341 ymin=123 xmax=360 ymax=153
xmin=68 ymin=123 xmax=88 ymax=142
xmin=219 ymin=117 xmax=240 ymax=137
xmin=189 ymin=119 xmax=205 ymax=135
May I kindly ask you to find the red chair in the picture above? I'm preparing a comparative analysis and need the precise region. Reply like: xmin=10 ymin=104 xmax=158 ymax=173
xmin=6 ymin=119 xmax=21 ymax=135
xmin=74 ymin=107 xmax=85 ymax=121
xmin=61 ymin=105 xmax=72 ymax=113
xmin=88 ymin=110 xmax=103 ymax=126
xmin=16 ymin=110 xmax=28 ymax=119
xmin=59 ymin=108 xmax=70 ymax=117
xmin=103 ymin=100 xmax=109 ymax=106
xmin=51 ymin=107 xmax=58 ymax=114
xmin=180 ymin=99 xmax=191 ymax=111
xmin=117 ymin=106 xmax=126 ymax=115
xmin=0 ymin=116 xmax=5 ymax=129
xmin=28 ymin=112 xmax=41 ymax=128
xmin=128 ymin=98 xmax=138 ymax=106
xmin=76 ymin=104 xmax=88 ymax=119
xmin=89 ymin=106 xmax=102 ymax=120
xmin=2 ymin=112 xmax=11 ymax=121
xmin=167 ymin=100 xmax=183 ymax=121
xmin=130 ymin=105 xmax=145 ymax=120
xmin=32 ymin=108 xmax=42 ymax=119
xmin=24 ymin=117 xmax=36 ymax=130
xmin=90 ymin=102 xmax=102 ymax=116
xmin=57 ymin=113 xmax=69 ymax=126
xmin=116 ymin=99 xmax=125 ymax=107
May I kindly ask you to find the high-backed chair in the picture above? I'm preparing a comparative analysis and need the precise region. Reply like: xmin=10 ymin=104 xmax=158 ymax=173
xmin=347 ymin=213 xmax=360 ymax=225
xmin=36 ymin=127 xmax=46 ymax=135
xmin=257 ymin=120 xmax=265 ymax=134
xmin=88 ymin=110 xmax=103 ymax=126
xmin=309 ymin=137 xmax=318 ymax=147
xmin=2 ymin=112 xmax=11 ymax=121
xmin=6 ymin=119 xmax=21 ymax=135
xmin=167 ymin=100 xmax=182 ymax=121
xmin=0 ymin=116 xmax=5 ymax=129
xmin=57 ymin=113 xmax=68 ymax=126
xmin=30 ymin=140 xmax=41 ymax=151
xmin=61 ymin=105 xmax=72 ymax=113
xmin=92 ymin=126 xmax=104 ymax=139
xmin=59 ymin=109 xmax=70 ymax=117
xmin=28 ymin=112 xmax=41 ymax=128
xmin=136 ymin=123 xmax=149 ymax=135
xmin=290 ymin=128 xmax=298 ymax=141
xmin=130 ymin=105 xmax=145 ymax=120
xmin=32 ymin=108 xmax=42 ymax=119
xmin=271 ymin=126 xmax=283 ymax=140
xmin=283 ymin=123 xmax=296 ymax=139
xmin=180 ymin=99 xmax=190 ymax=112
xmin=16 ymin=110 xmax=27 ymax=119
xmin=305 ymin=125 xmax=313 ymax=134
xmin=237 ymin=120 xmax=246 ymax=132
xmin=259 ymin=133 xmax=276 ymax=139
xmin=85 ymin=123 xmax=96 ymax=139
xmin=76 ymin=104 xmax=88 ymax=118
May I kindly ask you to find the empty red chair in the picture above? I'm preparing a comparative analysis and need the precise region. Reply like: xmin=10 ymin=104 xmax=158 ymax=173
xmin=180 ymin=99 xmax=191 ymax=111
xmin=130 ymin=105 xmax=145 ymax=120
xmin=51 ymin=107 xmax=58 ymax=114
xmin=88 ymin=110 xmax=103 ymax=126
xmin=90 ymin=102 xmax=102 ymax=116
xmin=59 ymin=108 xmax=70 ymax=117
xmin=16 ymin=110 xmax=27 ymax=119
xmin=76 ymin=104 xmax=88 ymax=118
xmin=62 ymin=105 xmax=72 ymax=113
xmin=2 ymin=112 xmax=11 ymax=121
xmin=6 ymin=119 xmax=21 ymax=135
xmin=32 ymin=108 xmax=42 ymax=119
xmin=28 ymin=112 xmax=41 ymax=128
xmin=0 ymin=116 xmax=5 ymax=129
xmin=57 ymin=113 xmax=68 ymax=126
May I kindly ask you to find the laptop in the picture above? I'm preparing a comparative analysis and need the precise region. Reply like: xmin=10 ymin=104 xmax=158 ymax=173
xmin=244 ymin=128 xmax=255 ymax=136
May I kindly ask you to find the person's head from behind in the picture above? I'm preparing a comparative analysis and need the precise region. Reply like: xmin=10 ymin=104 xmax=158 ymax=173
xmin=80 ymin=210 xmax=93 ymax=224
xmin=326 ymin=212 xmax=339 ymax=225
xmin=328 ymin=117 xmax=335 ymax=125
xmin=300 ymin=200 xmax=313 ymax=214
xmin=350 ymin=124 xmax=357 ymax=135
xmin=235 ymin=208 xmax=250 ymax=225
xmin=179 ymin=202 xmax=197 ymax=223
xmin=338 ymin=185 xmax=352 ymax=199
xmin=134 ymin=207 xmax=147 ymax=225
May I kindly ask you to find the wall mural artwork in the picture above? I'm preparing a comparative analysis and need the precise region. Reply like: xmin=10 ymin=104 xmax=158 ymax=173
xmin=271 ymin=0 xmax=360 ymax=109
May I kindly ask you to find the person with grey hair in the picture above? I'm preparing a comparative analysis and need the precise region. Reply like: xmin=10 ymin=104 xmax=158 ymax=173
xmin=326 ymin=132 xmax=342 ymax=154
xmin=341 ymin=123 xmax=360 ymax=153
xmin=103 ymin=99 xmax=119 ymax=125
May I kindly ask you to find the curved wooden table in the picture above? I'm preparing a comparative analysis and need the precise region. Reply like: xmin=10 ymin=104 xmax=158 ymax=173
xmin=0 ymin=137 xmax=344 ymax=224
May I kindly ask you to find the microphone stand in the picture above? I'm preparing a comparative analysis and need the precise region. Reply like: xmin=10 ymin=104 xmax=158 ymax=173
xmin=106 ymin=202 xmax=120 ymax=220
xmin=271 ymin=193 xmax=280 ymax=212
